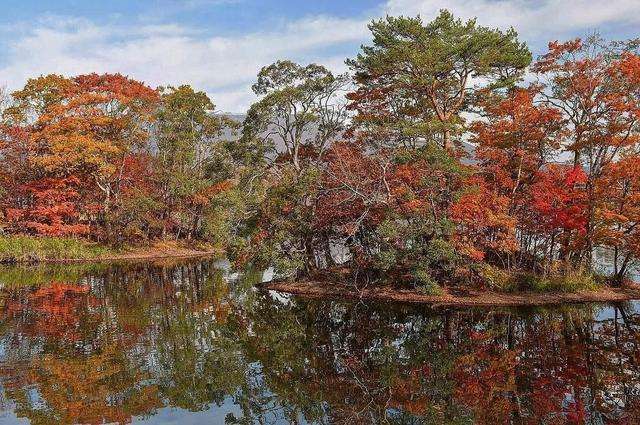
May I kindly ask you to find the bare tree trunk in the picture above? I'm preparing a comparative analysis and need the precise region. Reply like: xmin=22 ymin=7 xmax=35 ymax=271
xmin=573 ymin=151 xmax=581 ymax=167
xmin=443 ymin=128 xmax=452 ymax=150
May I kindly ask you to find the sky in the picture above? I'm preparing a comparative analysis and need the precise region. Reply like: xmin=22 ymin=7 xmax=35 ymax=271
xmin=1 ymin=0 xmax=639 ymax=112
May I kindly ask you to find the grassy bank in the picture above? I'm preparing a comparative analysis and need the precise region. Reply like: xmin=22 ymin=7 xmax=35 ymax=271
xmin=0 ymin=235 xmax=219 ymax=264
xmin=477 ymin=264 xmax=601 ymax=293
xmin=0 ymin=235 xmax=115 ymax=263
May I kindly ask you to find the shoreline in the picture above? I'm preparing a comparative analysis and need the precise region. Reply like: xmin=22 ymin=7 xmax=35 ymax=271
xmin=263 ymin=280 xmax=640 ymax=307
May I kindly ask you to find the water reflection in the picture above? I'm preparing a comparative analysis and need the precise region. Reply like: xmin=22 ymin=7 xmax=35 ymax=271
xmin=0 ymin=260 xmax=638 ymax=424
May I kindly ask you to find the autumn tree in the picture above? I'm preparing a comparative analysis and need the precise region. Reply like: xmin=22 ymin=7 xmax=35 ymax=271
xmin=0 ymin=123 xmax=30 ymax=233
xmin=595 ymin=156 xmax=640 ymax=283
xmin=155 ymin=85 xmax=238 ymax=240
xmin=468 ymin=88 xmax=565 ymax=267
xmin=242 ymin=60 xmax=349 ymax=171
xmin=533 ymin=38 xmax=640 ymax=266
xmin=235 ymin=61 xmax=350 ymax=276
xmin=347 ymin=10 xmax=531 ymax=150
xmin=529 ymin=165 xmax=588 ymax=265
xmin=1 ymin=76 xmax=79 ymax=235
xmin=473 ymin=88 xmax=564 ymax=212
xmin=4 ymin=73 xmax=159 ymax=239
xmin=315 ymin=141 xmax=469 ymax=287
xmin=449 ymin=176 xmax=517 ymax=268
xmin=6 ymin=177 xmax=90 ymax=236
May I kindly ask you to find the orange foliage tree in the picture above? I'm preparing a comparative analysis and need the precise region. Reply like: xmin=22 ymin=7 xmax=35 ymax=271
xmin=2 ymin=73 xmax=159 ymax=239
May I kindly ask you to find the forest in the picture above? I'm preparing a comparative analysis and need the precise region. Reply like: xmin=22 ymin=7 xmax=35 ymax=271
xmin=1 ymin=10 xmax=640 ymax=292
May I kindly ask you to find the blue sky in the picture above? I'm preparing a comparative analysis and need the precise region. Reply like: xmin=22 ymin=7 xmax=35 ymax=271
xmin=1 ymin=0 xmax=639 ymax=112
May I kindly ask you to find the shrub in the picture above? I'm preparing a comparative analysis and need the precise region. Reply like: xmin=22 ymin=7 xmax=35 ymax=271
xmin=514 ymin=269 xmax=598 ymax=293
xmin=477 ymin=263 xmax=599 ymax=293
xmin=413 ymin=268 xmax=445 ymax=296
xmin=476 ymin=263 xmax=516 ymax=292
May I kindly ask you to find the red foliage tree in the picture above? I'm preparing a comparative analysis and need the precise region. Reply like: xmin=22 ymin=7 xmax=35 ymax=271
xmin=533 ymin=39 xmax=640 ymax=264
xmin=473 ymin=88 xmax=564 ymax=213
xmin=595 ymin=156 xmax=640 ymax=282
xmin=530 ymin=165 xmax=588 ymax=261
xmin=467 ymin=87 xmax=566 ymax=265
xmin=6 ymin=177 xmax=89 ymax=236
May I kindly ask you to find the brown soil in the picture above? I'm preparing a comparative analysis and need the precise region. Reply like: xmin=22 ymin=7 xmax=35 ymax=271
xmin=263 ymin=280 xmax=640 ymax=307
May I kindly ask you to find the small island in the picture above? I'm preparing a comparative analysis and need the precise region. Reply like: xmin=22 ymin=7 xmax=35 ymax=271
xmin=1 ymin=11 xmax=640 ymax=305
xmin=264 ymin=279 xmax=640 ymax=307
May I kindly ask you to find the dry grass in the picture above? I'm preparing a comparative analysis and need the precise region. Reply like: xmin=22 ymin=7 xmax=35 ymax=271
xmin=0 ymin=235 xmax=217 ymax=263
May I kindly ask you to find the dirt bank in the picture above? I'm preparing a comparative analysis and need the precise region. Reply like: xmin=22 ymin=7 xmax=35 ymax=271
xmin=264 ymin=280 xmax=640 ymax=306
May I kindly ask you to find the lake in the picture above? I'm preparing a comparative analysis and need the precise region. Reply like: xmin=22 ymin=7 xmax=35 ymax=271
xmin=0 ymin=259 xmax=638 ymax=424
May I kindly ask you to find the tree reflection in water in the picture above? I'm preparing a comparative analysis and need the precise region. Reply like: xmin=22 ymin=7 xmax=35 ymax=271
xmin=0 ymin=260 xmax=638 ymax=424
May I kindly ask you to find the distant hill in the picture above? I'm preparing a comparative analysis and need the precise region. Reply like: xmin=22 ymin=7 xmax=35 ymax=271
xmin=218 ymin=112 xmax=477 ymax=163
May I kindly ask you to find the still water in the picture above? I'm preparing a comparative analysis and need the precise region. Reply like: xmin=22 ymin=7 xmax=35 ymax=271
xmin=0 ymin=259 xmax=637 ymax=424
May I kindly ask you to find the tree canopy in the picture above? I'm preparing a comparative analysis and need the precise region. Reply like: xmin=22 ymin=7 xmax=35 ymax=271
xmin=1 ymin=10 xmax=640 ymax=289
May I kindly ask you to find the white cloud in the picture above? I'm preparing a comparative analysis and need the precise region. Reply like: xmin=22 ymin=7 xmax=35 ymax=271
xmin=385 ymin=0 xmax=640 ymax=44
xmin=1 ymin=1 xmax=639 ymax=112
xmin=0 ymin=15 xmax=368 ymax=112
